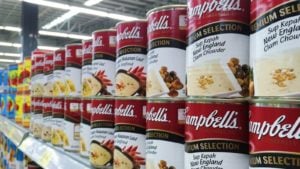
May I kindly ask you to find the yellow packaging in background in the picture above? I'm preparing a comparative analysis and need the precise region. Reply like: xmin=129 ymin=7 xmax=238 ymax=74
xmin=22 ymin=91 xmax=31 ymax=128
xmin=15 ymin=92 xmax=24 ymax=124
xmin=17 ymin=62 xmax=24 ymax=92
xmin=23 ymin=58 xmax=32 ymax=91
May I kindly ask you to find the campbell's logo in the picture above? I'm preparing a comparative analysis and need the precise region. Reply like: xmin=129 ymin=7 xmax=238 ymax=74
xmin=186 ymin=109 xmax=239 ymax=130
xmin=189 ymin=0 xmax=243 ymax=18
xmin=44 ymin=59 xmax=53 ymax=66
xmin=83 ymin=45 xmax=92 ymax=55
xmin=94 ymin=36 xmax=104 ymax=47
xmin=44 ymin=101 xmax=52 ymax=109
xmin=249 ymin=115 xmax=300 ymax=140
xmin=55 ymin=53 xmax=63 ymax=62
xmin=35 ymin=100 xmax=44 ymax=107
xmin=117 ymin=26 xmax=141 ymax=41
xmin=148 ymin=15 xmax=170 ymax=33
xmin=146 ymin=107 xmax=168 ymax=122
xmin=115 ymin=104 xmax=135 ymax=117
xmin=91 ymin=104 xmax=113 ymax=115
xmin=52 ymin=101 xmax=63 ymax=109
xmin=35 ymin=60 xmax=44 ymax=67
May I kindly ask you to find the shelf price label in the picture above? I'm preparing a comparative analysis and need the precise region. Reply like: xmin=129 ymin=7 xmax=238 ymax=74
xmin=38 ymin=150 xmax=54 ymax=167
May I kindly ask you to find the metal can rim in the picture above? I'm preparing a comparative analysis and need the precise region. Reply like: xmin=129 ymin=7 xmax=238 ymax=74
xmin=186 ymin=97 xmax=249 ymax=104
xmin=54 ymin=48 xmax=65 ymax=52
xmin=82 ymin=39 xmax=92 ymax=43
xmin=115 ymin=19 xmax=148 ymax=27
xmin=147 ymin=97 xmax=186 ymax=103
xmin=250 ymin=97 xmax=300 ymax=104
xmin=92 ymin=29 xmax=117 ymax=35
xmin=146 ymin=4 xmax=187 ymax=17
xmin=115 ymin=96 xmax=146 ymax=101
xmin=65 ymin=43 xmax=82 ymax=47
xmin=91 ymin=96 xmax=115 ymax=100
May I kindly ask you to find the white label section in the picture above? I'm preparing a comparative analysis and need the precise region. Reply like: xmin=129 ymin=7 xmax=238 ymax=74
xmin=64 ymin=120 xmax=80 ymax=151
xmin=114 ymin=132 xmax=146 ymax=169
xmin=33 ymin=114 xmax=43 ymax=137
xmin=147 ymin=48 xmax=186 ymax=97
xmin=65 ymin=67 xmax=82 ymax=97
xmin=35 ymin=74 xmax=45 ymax=97
xmin=146 ymin=140 xmax=184 ymax=169
xmin=250 ymin=15 xmax=300 ymax=96
xmin=41 ymin=116 xmax=52 ymax=141
xmin=51 ymin=117 xmax=64 ymax=146
xmin=91 ymin=127 xmax=114 ymax=142
xmin=53 ymin=70 xmax=65 ymax=97
xmin=185 ymin=152 xmax=248 ymax=169
xmin=44 ymin=74 xmax=54 ymax=97
xmin=92 ymin=59 xmax=115 ymax=95
xmin=116 ymin=53 xmax=147 ymax=96
xmin=29 ymin=113 xmax=36 ymax=133
xmin=80 ymin=123 xmax=91 ymax=157
xmin=82 ymin=65 xmax=94 ymax=97
xmin=186 ymin=34 xmax=249 ymax=97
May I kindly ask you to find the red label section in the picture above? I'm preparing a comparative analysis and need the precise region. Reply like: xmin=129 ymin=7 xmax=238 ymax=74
xmin=43 ymin=97 xmax=52 ymax=114
xmin=44 ymin=53 xmax=54 ymax=73
xmin=54 ymin=49 xmax=65 ymax=69
xmin=64 ymin=98 xmax=81 ymax=123
xmin=92 ymin=30 xmax=116 ymax=56
xmin=52 ymin=97 xmax=64 ymax=116
xmin=249 ymin=106 xmax=300 ymax=153
xmin=250 ymin=0 xmax=288 ymax=21
xmin=91 ymin=99 xmax=115 ymax=123
xmin=66 ymin=44 xmax=82 ymax=67
xmin=83 ymin=40 xmax=93 ymax=62
xmin=81 ymin=98 xmax=92 ymax=123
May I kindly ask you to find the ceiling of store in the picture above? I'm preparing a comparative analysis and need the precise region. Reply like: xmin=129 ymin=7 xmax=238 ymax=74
xmin=0 ymin=0 xmax=186 ymax=68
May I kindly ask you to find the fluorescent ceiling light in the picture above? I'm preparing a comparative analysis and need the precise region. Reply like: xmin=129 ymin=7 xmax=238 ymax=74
xmin=20 ymin=0 xmax=139 ymax=21
xmin=84 ymin=0 xmax=103 ymax=6
xmin=0 ymin=41 xmax=59 ymax=51
xmin=42 ymin=10 xmax=79 ymax=29
xmin=0 ymin=59 xmax=20 ymax=63
xmin=0 ymin=53 xmax=20 ymax=57
xmin=4 ymin=26 xmax=21 ymax=32
xmin=38 ymin=46 xmax=59 ymax=51
xmin=21 ymin=0 xmax=71 ymax=10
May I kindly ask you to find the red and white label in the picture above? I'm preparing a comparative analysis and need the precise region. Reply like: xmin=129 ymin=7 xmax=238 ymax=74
xmin=146 ymin=7 xmax=187 ymax=98
xmin=146 ymin=101 xmax=185 ymax=169
xmin=65 ymin=44 xmax=82 ymax=97
xmin=53 ymin=49 xmax=65 ymax=97
xmin=92 ymin=30 xmax=116 ymax=96
xmin=51 ymin=97 xmax=65 ymax=146
xmin=80 ymin=98 xmax=92 ymax=157
xmin=116 ymin=21 xmax=147 ymax=97
xmin=185 ymin=102 xmax=249 ymax=169
xmin=43 ymin=53 xmax=54 ymax=97
xmin=249 ymin=105 xmax=300 ymax=168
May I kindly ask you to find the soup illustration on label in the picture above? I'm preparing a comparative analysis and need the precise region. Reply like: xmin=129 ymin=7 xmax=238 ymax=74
xmin=250 ymin=0 xmax=300 ymax=96
xmin=115 ymin=20 xmax=147 ymax=97
xmin=65 ymin=44 xmax=82 ymax=97
xmin=185 ymin=100 xmax=249 ymax=169
xmin=146 ymin=5 xmax=187 ymax=98
xmin=53 ymin=49 xmax=66 ymax=97
xmin=187 ymin=0 xmax=250 ymax=97
xmin=90 ymin=98 xmax=115 ymax=168
xmin=92 ymin=30 xmax=116 ymax=96
xmin=82 ymin=40 xmax=94 ymax=97
xmin=249 ymin=104 xmax=300 ymax=169
xmin=114 ymin=99 xmax=146 ymax=169
xmin=146 ymin=100 xmax=185 ymax=169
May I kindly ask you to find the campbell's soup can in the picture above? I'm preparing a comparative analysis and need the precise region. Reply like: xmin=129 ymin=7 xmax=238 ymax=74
xmin=249 ymin=98 xmax=300 ymax=169
xmin=53 ymin=49 xmax=66 ymax=97
xmin=30 ymin=58 xmax=35 ymax=133
xmin=51 ymin=97 xmax=64 ymax=147
xmin=80 ymin=98 xmax=92 ymax=157
xmin=115 ymin=20 xmax=147 ymax=97
xmin=41 ymin=97 xmax=52 ymax=142
xmin=33 ymin=51 xmax=45 ymax=97
xmin=187 ymin=0 xmax=250 ymax=97
xmin=30 ymin=96 xmax=36 ymax=133
xmin=82 ymin=40 xmax=93 ymax=97
xmin=65 ymin=44 xmax=82 ymax=97
xmin=146 ymin=5 xmax=187 ymax=98
xmin=92 ymin=30 xmax=116 ymax=96
xmin=146 ymin=99 xmax=185 ymax=169
xmin=33 ymin=97 xmax=43 ymax=138
xmin=90 ymin=97 xmax=115 ymax=168
xmin=250 ymin=1 xmax=300 ymax=96
xmin=114 ymin=98 xmax=146 ymax=169
xmin=185 ymin=98 xmax=249 ymax=169
xmin=63 ymin=97 xmax=81 ymax=152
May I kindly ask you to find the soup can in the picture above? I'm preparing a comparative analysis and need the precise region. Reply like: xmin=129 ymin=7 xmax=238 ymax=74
xmin=90 ymin=97 xmax=115 ymax=168
xmin=146 ymin=5 xmax=187 ymax=98
xmin=249 ymin=97 xmax=300 ymax=169
xmin=146 ymin=99 xmax=185 ymax=169
xmin=51 ymin=97 xmax=65 ymax=147
xmin=65 ymin=44 xmax=82 ymax=97
xmin=185 ymin=98 xmax=249 ymax=169
xmin=250 ymin=0 xmax=300 ymax=96
xmin=187 ymin=0 xmax=250 ymax=97
xmin=114 ymin=98 xmax=146 ymax=169
xmin=92 ymin=30 xmax=116 ymax=96
xmin=115 ymin=20 xmax=147 ymax=97
xmin=80 ymin=98 xmax=92 ymax=157
xmin=53 ymin=49 xmax=66 ymax=97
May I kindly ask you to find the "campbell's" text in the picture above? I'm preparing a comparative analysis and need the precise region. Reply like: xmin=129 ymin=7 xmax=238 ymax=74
xmin=91 ymin=104 xmax=113 ymax=115
xmin=148 ymin=15 xmax=170 ymax=33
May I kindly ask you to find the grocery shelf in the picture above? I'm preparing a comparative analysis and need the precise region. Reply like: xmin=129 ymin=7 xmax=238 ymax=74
xmin=0 ymin=116 xmax=91 ymax=169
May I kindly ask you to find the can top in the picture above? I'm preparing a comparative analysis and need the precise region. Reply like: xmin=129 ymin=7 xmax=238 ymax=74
xmin=250 ymin=97 xmax=300 ymax=105
xmin=146 ymin=4 xmax=187 ymax=17
xmin=55 ymin=48 xmax=65 ymax=52
xmin=91 ymin=96 xmax=115 ymax=100
xmin=65 ymin=43 xmax=82 ymax=47
xmin=115 ymin=19 xmax=147 ymax=27
xmin=186 ymin=97 xmax=249 ymax=104
xmin=92 ymin=29 xmax=116 ymax=34
xmin=82 ymin=39 xmax=92 ymax=43
xmin=115 ymin=96 xmax=146 ymax=101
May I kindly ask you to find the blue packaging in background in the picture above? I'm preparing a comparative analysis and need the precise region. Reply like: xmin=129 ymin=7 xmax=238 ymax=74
xmin=2 ymin=70 xmax=9 ymax=92
xmin=8 ymin=64 xmax=18 ymax=93
xmin=6 ymin=93 xmax=15 ymax=120
xmin=0 ymin=93 xmax=7 ymax=117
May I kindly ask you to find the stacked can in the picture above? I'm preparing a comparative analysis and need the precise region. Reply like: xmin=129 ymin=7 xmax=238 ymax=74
xmin=185 ymin=0 xmax=250 ymax=168
xmin=41 ymin=53 xmax=54 ymax=142
xmin=80 ymin=39 xmax=93 ymax=157
xmin=51 ymin=49 xmax=66 ymax=146
xmin=90 ymin=29 xmax=116 ymax=168
xmin=32 ymin=50 xmax=46 ymax=138
xmin=249 ymin=1 xmax=300 ymax=169
xmin=113 ymin=20 xmax=148 ymax=169
xmin=64 ymin=44 xmax=82 ymax=152
xmin=145 ymin=5 xmax=187 ymax=169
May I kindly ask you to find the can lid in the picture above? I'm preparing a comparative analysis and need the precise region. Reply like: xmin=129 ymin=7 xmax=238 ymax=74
xmin=92 ymin=29 xmax=117 ymax=35
xmin=115 ymin=96 xmax=146 ymax=101
xmin=65 ymin=43 xmax=82 ymax=47
xmin=250 ymin=97 xmax=300 ymax=104
xmin=186 ymin=97 xmax=249 ymax=104
xmin=115 ymin=19 xmax=147 ymax=27
xmin=55 ymin=48 xmax=65 ymax=52
xmin=146 ymin=4 xmax=187 ymax=17
xmin=82 ymin=39 xmax=92 ymax=43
